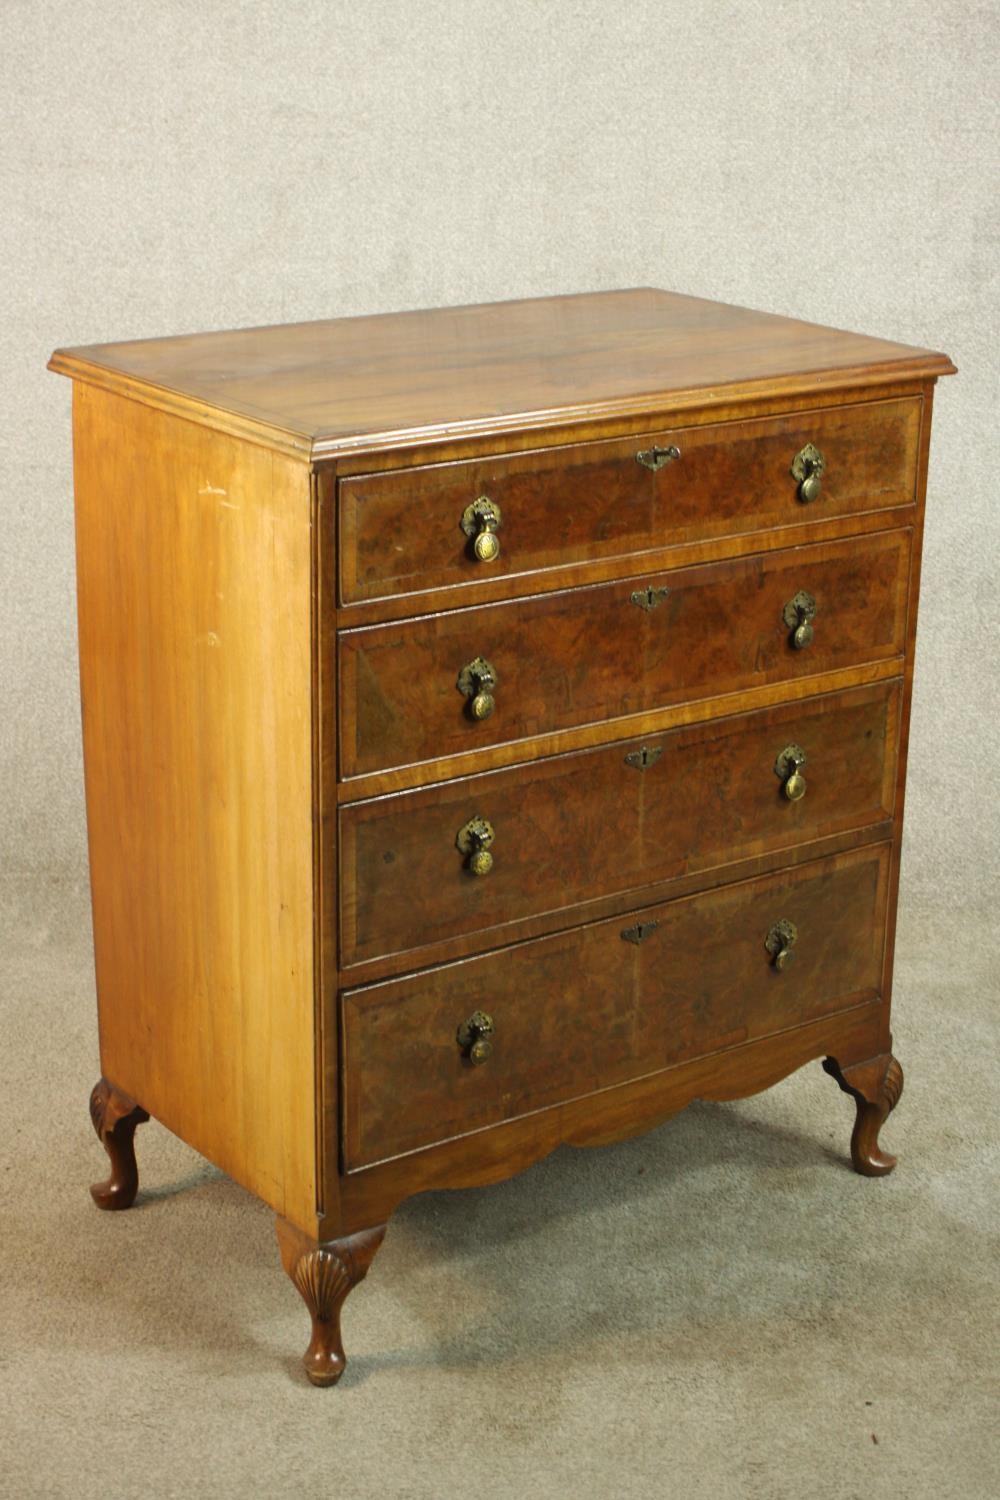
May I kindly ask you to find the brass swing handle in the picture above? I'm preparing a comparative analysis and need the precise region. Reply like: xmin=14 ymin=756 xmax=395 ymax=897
xmin=457 ymin=656 xmax=498 ymax=721
xmin=791 ymin=443 xmax=826 ymax=503
xmin=765 ymin=918 xmax=798 ymax=972
xmin=456 ymin=816 xmax=495 ymax=876
xmin=774 ymin=743 xmax=808 ymax=801
xmin=460 ymin=497 xmax=502 ymax=562
xmin=782 ymin=590 xmax=817 ymax=650
xmin=457 ymin=1009 xmax=494 ymax=1065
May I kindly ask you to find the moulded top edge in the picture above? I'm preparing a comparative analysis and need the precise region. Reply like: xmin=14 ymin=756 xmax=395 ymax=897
xmin=48 ymin=287 xmax=956 ymax=463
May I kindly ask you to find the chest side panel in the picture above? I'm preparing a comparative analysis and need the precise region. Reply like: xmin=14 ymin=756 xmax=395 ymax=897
xmin=73 ymin=383 xmax=318 ymax=1228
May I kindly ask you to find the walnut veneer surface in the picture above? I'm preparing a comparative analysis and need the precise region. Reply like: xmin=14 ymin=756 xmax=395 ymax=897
xmin=50 ymin=288 xmax=955 ymax=1386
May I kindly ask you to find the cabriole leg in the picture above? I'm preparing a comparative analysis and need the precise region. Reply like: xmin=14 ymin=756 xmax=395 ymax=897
xmin=89 ymin=1077 xmax=149 ymax=1209
xmin=275 ymin=1217 xmax=387 ymax=1387
xmin=823 ymin=1052 xmax=904 ymax=1176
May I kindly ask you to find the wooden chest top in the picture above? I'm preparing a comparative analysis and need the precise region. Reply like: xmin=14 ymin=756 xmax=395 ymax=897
xmin=48 ymin=287 xmax=954 ymax=459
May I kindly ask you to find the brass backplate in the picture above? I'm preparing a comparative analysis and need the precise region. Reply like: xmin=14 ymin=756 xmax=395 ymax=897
xmin=790 ymin=443 xmax=826 ymax=482
xmin=457 ymin=656 xmax=497 ymax=697
xmin=782 ymin=590 xmax=816 ymax=629
xmin=456 ymin=816 xmax=495 ymax=854
xmin=774 ymin=743 xmax=807 ymax=779
xmin=460 ymin=496 xmax=502 ymax=538
xmin=457 ymin=1009 xmax=494 ymax=1048
xmin=764 ymin=918 xmax=798 ymax=956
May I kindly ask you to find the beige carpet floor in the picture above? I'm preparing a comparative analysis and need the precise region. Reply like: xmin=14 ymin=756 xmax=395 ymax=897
xmin=1 ymin=874 xmax=997 ymax=1500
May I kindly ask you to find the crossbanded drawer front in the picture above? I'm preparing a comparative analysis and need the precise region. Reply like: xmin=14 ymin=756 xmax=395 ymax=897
xmin=336 ymin=397 xmax=921 ymax=604
xmin=340 ymin=843 xmax=891 ymax=1171
xmin=339 ymin=680 xmax=900 ymax=967
xmin=338 ymin=529 xmax=910 ymax=778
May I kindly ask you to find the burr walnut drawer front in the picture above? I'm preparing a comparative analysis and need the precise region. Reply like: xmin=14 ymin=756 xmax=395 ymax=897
xmin=339 ymin=680 xmax=901 ymax=968
xmin=338 ymin=529 xmax=910 ymax=778
xmin=340 ymin=843 xmax=891 ymax=1171
xmin=336 ymin=397 xmax=921 ymax=603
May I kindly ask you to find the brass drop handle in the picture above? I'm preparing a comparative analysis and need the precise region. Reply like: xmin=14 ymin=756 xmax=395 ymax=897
xmin=457 ymin=1009 xmax=494 ymax=1065
xmin=457 ymin=816 xmax=495 ymax=876
xmin=791 ymin=443 xmax=826 ymax=503
xmin=636 ymin=443 xmax=681 ymax=472
xmin=457 ymin=656 xmax=498 ymax=721
xmin=782 ymin=590 xmax=817 ymax=650
xmin=460 ymin=496 xmax=502 ymax=563
xmin=765 ymin=918 xmax=798 ymax=972
xmin=775 ymin=743 xmax=808 ymax=801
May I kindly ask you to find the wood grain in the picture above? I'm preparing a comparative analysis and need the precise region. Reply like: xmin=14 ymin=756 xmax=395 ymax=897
xmin=335 ymin=1000 xmax=884 ymax=1232
xmin=340 ymin=844 xmax=891 ymax=1172
xmin=333 ymin=657 xmax=904 ymax=804
xmin=337 ymin=823 xmax=894 ymax=990
xmin=326 ymin=378 xmax=936 ymax=479
xmin=332 ymin=499 xmax=919 ymax=633
xmin=339 ymin=679 xmax=900 ymax=969
xmin=337 ymin=396 xmax=921 ymax=603
xmin=73 ymin=383 xmax=318 ymax=1228
xmin=339 ymin=529 xmax=911 ymax=778
xmin=49 ymin=288 xmax=954 ymax=461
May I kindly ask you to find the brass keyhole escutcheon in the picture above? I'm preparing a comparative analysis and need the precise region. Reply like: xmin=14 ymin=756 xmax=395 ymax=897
xmin=624 ymin=744 xmax=663 ymax=770
xmin=774 ymin=743 xmax=808 ymax=801
xmin=782 ymin=590 xmax=817 ymax=650
xmin=460 ymin=497 xmax=502 ymax=563
xmin=457 ymin=1009 xmax=494 ymax=1065
xmin=457 ymin=656 xmax=498 ymax=721
xmin=791 ymin=443 xmax=826 ymax=504
xmin=457 ymin=816 xmax=495 ymax=876
xmin=630 ymin=585 xmax=670 ymax=612
xmin=636 ymin=443 xmax=681 ymax=472
xmin=765 ymin=918 xmax=798 ymax=972
xmin=621 ymin=920 xmax=660 ymax=945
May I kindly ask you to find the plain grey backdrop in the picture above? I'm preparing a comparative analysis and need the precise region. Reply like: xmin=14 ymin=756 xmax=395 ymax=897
xmin=1 ymin=5 xmax=998 ymax=1499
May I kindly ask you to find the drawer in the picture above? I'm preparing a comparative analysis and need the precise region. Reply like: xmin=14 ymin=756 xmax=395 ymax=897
xmin=338 ymin=529 xmax=910 ymax=778
xmin=336 ymin=397 xmax=921 ymax=604
xmin=341 ymin=843 xmax=891 ymax=1170
xmin=339 ymin=681 xmax=900 ymax=967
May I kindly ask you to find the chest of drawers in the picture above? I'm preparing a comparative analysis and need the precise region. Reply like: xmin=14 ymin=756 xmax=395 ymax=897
xmin=49 ymin=289 xmax=955 ymax=1386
